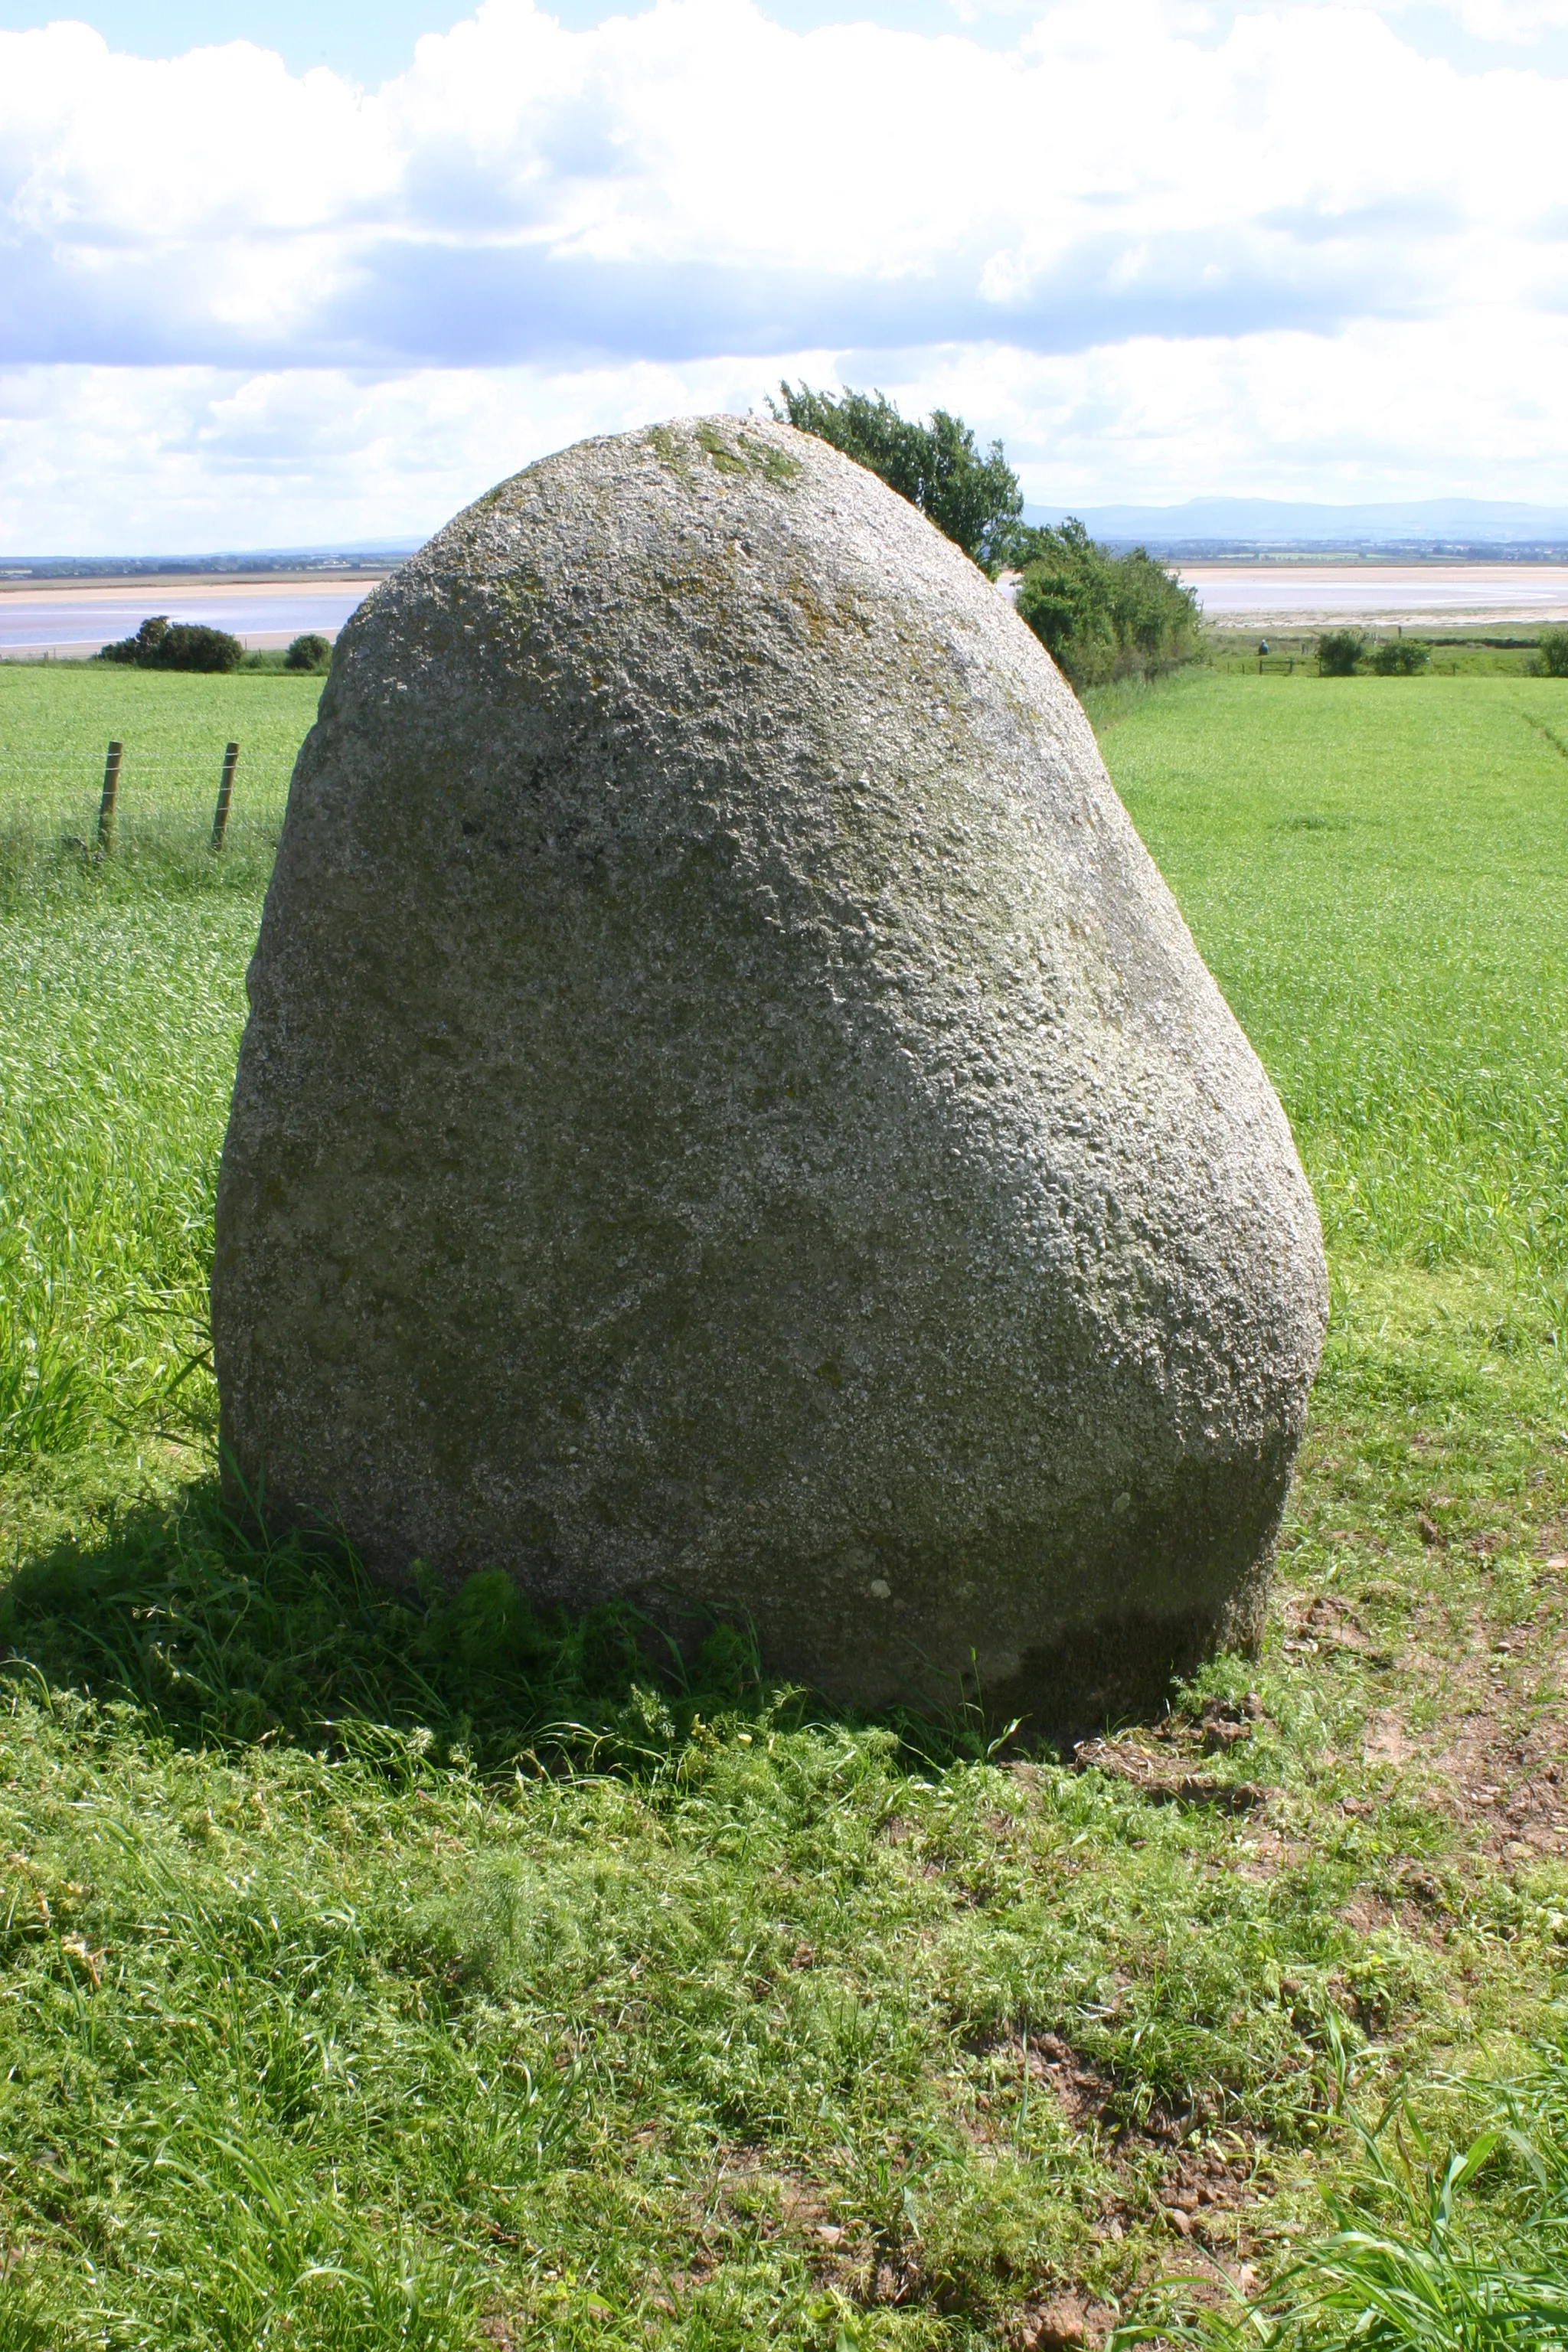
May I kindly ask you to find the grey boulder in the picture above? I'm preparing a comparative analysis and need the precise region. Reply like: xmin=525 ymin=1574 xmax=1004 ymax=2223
xmin=212 ymin=414 xmax=1326 ymax=1733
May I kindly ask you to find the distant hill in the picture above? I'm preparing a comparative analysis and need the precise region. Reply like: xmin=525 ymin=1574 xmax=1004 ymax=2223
xmin=14 ymin=501 xmax=1568 ymax=576
xmin=1021 ymin=498 xmax=1568 ymax=556
xmin=0 ymin=545 xmax=421 ymax=578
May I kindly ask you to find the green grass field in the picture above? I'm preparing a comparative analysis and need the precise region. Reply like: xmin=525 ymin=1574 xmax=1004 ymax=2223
xmin=0 ymin=660 xmax=319 ymax=841
xmin=2 ymin=661 xmax=1566 ymax=2350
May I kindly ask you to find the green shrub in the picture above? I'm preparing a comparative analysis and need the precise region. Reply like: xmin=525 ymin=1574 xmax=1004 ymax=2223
xmin=1011 ymin=517 xmax=1200 ymax=690
xmin=96 ymin=614 xmax=243 ymax=673
xmin=1370 ymin=638 xmax=1430 ymax=675
xmin=284 ymin=631 xmax=332 ymax=672
xmin=1317 ymin=629 xmax=1365 ymax=677
xmin=769 ymin=381 xmax=1023 ymax=572
xmin=1534 ymin=626 xmax=1568 ymax=677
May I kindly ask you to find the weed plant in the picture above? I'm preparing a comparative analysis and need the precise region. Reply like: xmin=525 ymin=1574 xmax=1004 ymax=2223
xmin=2 ymin=665 xmax=1567 ymax=2347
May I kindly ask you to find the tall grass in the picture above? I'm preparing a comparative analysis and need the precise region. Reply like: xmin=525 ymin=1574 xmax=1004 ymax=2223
xmin=1121 ymin=2038 xmax=1568 ymax=2349
xmin=0 ymin=665 xmax=307 ymax=1514
xmin=1103 ymin=674 xmax=1568 ymax=1298
xmin=0 ymin=1487 xmax=789 ymax=1769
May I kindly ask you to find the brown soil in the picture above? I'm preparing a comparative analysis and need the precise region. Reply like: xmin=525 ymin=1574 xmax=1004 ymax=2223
xmin=1352 ymin=1579 xmax=1568 ymax=1859
xmin=1066 ymin=1691 xmax=1269 ymax=1810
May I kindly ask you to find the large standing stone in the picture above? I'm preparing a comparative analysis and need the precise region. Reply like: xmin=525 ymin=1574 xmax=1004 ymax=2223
xmin=212 ymin=416 xmax=1326 ymax=1733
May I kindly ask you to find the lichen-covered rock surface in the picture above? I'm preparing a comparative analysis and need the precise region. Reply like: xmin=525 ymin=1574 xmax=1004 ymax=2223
xmin=213 ymin=415 xmax=1326 ymax=1733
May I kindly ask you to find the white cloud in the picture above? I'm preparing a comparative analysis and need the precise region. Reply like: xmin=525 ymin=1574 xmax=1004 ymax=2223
xmin=0 ymin=355 xmax=775 ymax=549
xmin=4 ymin=308 xmax=1566 ymax=551
xmin=5 ymin=0 xmax=1568 ymax=364
xmin=900 ymin=312 xmax=1568 ymax=503
xmin=1 ymin=0 xmax=1567 ymax=539
xmin=1431 ymin=0 xmax=1568 ymax=41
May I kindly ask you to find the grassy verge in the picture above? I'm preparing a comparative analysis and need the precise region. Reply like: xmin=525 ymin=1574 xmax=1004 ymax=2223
xmin=1199 ymin=630 xmax=1558 ymax=678
xmin=1 ymin=666 xmax=1566 ymax=2348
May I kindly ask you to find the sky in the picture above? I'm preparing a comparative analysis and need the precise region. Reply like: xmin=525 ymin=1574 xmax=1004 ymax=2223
xmin=2 ymin=0 xmax=1567 ymax=552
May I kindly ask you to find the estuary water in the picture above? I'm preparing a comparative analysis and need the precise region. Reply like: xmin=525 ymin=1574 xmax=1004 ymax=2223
xmin=8 ymin=563 xmax=1568 ymax=658
xmin=1177 ymin=563 xmax=1568 ymax=626
xmin=0 ymin=574 xmax=383 ymax=658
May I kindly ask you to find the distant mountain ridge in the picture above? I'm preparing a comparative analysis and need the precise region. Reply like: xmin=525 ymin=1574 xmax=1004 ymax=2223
xmin=1022 ymin=498 xmax=1568 ymax=553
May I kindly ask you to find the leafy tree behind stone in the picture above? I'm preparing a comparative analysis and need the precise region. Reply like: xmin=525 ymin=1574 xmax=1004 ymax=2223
xmin=770 ymin=382 xmax=1022 ymax=573
xmin=770 ymin=384 xmax=1198 ymax=689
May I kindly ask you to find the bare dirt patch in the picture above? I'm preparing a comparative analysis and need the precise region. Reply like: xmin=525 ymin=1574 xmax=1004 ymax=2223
xmin=972 ymin=2030 xmax=1282 ymax=2243
xmin=1065 ymin=1694 xmax=1270 ymax=1811
xmin=701 ymin=2147 xmax=926 ymax=2312
xmin=1280 ymin=1590 xmax=1395 ymax=1664
xmin=1356 ymin=1584 xmax=1568 ymax=1860
xmin=1434 ymin=1694 xmax=1568 ymax=1859
xmin=1011 ymin=2287 xmax=1118 ymax=2348
xmin=959 ymin=2028 xmax=1280 ymax=2348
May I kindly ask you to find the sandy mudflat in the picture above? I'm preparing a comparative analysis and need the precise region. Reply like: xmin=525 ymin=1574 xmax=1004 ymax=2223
xmin=0 ymin=572 xmax=387 ymax=658
xmin=8 ymin=561 xmax=1567 ymax=656
xmin=1178 ymin=563 xmax=1568 ymax=626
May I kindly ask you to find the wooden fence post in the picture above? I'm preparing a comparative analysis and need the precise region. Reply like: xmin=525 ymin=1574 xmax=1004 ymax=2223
xmin=97 ymin=740 xmax=122 ymax=851
xmin=211 ymin=740 xmax=240 ymax=851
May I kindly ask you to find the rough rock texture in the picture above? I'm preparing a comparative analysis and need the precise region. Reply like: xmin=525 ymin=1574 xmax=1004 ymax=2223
xmin=212 ymin=415 xmax=1327 ymax=1733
